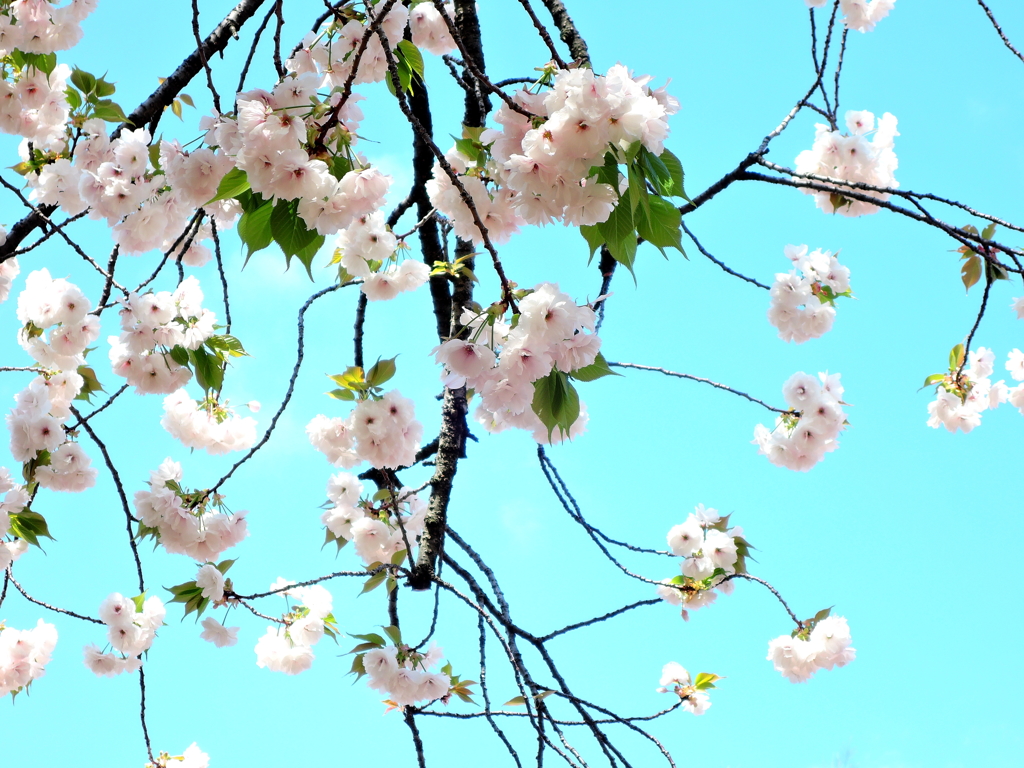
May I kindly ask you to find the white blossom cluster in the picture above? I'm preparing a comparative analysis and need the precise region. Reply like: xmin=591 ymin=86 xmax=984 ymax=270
xmin=753 ymin=372 xmax=847 ymax=471
xmin=767 ymin=615 xmax=855 ymax=683
xmin=0 ymin=253 xmax=18 ymax=303
xmin=0 ymin=618 xmax=57 ymax=698
xmin=199 ymin=617 xmax=239 ymax=649
xmin=805 ymin=0 xmax=896 ymax=33
xmin=795 ymin=109 xmax=898 ymax=217
xmin=428 ymin=64 xmax=678 ymax=244
xmin=768 ymin=244 xmax=851 ymax=343
xmin=0 ymin=0 xmax=98 ymax=151
xmin=108 ymin=277 xmax=215 ymax=395
xmin=287 ymin=4 xmax=410 ymax=89
xmin=84 ymin=592 xmax=165 ymax=677
xmin=657 ymin=504 xmax=745 ymax=619
xmin=363 ymin=642 xmax=453 ymax=707
xmin=926 ymin=347 xmax=1009 ymax=433
xmin=133 ymin=459 xmax=249 ymax=562
xmin=254 ymin=581 xmax=334 ymax=675
xmin=320 ymin=472 xmax=426 ymax=567
xmin=17 ymin=267 xmax=99 ymax=373
xmin=7 ymin=270 xmax=100 ymax=492
xmin=434 ymin=283 xmax=598 ymax=443
xmin=161 ymin=389 xmax=258 ymax=455
xmin=655 ymin=662 xmax=711 ymax=716
xmin=409 ymin=1 xmax=457 ymax=55
xmin=0 ymin=467 xmax=30 ymax=569
xmin=307 ymin=389 xmax=423 ymax=470
xmin=29 ymin=121 xmax=238 ymax=260
xmin=333 ymin=211 xmax=430 ymax=301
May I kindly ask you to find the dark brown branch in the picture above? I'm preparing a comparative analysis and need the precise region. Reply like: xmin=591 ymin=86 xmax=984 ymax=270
xmin=681 ymin=222 xmax=770 ymax=290
xmin=608 ymin=361 xmax=787 ymax=413
xmin=538 ymin=0 xmax=590 ymax=66
xmin=6 ymin=571 xmax=104 ymax=624
xmin=208 ymin=284 xmax=344 ymax=496
xmin=516 ymin=0 xmax=567 ymax=68
xmin=977 ymin=0 xmax=1024 ymax=64
xmin=139 ymin=667 xmax=156 ymax=764
xmin=70 ymin=407 xmax=146 ymax=594
xmin=191 ymin=0 xmax=223 ymax=114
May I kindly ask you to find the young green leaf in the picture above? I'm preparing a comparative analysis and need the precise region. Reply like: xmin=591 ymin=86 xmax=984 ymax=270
xmin=531 ymin=370 xmax=581 ymax=441
xmin=205 ymin=168 xmax=251 ymax=206
xmin=569 ymin=353 xmax=620 ymax=382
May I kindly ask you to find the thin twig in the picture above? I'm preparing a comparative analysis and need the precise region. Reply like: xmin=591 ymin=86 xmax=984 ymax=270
xmin=608 ymin=362 xmax=787 ymax=413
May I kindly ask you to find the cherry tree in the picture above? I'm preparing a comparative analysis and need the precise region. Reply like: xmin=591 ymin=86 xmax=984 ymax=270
xmin=1 ymin=0 xmax=1023 ymax=765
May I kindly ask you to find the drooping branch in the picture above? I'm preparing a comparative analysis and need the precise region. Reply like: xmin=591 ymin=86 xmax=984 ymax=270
xmin=607 ymin=362 xmax=788 ymax=413
xmin=681 ymin=222 xmax=770 ymax=290
xmin=976 ymin=0 xmax=1024 ymax=64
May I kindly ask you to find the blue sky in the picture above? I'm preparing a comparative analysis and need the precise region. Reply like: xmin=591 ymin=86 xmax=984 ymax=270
xmin=2 ymin=1 xmax=1024 ymax=766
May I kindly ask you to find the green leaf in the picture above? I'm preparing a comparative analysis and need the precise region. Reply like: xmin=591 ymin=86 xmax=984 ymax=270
xmin=360 ymin=570 xmax=387 ymax=594
xmin=171 ymin=100 xmax=183 ymax=120
xmin=348 ymin=632 xmax=386 ymax=647
xmin=130 ymin=593 xmax=147 ymax=613
xmin=178 ymin=93 xmax=195 ymax=108
xmin=188 ymin=346 xmax=224 ymax=393
xmin=949 ymin=344 xmax=966 ymax=371
xmin=22 ymin=52 xmax=57 ymax=76
xmin=94 ymin=75 xmax=117 ymax=98
xmin=597 ymin=194 xmax=635 ymax=251
xmin=323 ymin=527 xmax=349 ymax=552
xmin=812 ymin=606 xmax=833 ymax=624
xmin=205 ymin=334 xmax=249 ymax=358
xmin=383 ymin=625 xmax=402 ymax=646
xmin=922 ymin=373 xmax=946 ymax=388
xmin=504 ymin=696 xmax=527 ymax=706
xmin=531 ymin=370 xmax=581 ymax=441
xmin=328 ymin=367 xmax=366 ymax=391
xmin=329 ymin=155 xmax=352 ymax=180
xmin=591 ymin=151 xmax=621 ymax=190
xmin=659 ymin=148 xmax=688 ymax=201
xmin=694 ymin=672 xmax=721 ymax=690
xmin=398 ymin=39 xmax=424 ymax=82
xmin=624 ymin=140 xmax=643 ymax=164
xmin=168 ymin=345 xmax=190 ymax=366
xmin=605 ymin=232 xmax=638 ymax=276
xmin=350 ymin=653 xmax=367 ymax=679
xmin=147 ymin=140 xmax=163 ymax=173
xmin=636 ymin=196 xmax=683 ymax=254
xmin=70 ymin=68 xmax=96 ymax=95
xmin=327 ymin=388 xmax=356 ymax=401
xmin=64 ymin=87 xmax=82 ymax=111
xmin=205 ymin=167 xmax=251 ymax=207
xmin=8 ymin=510 xmax=54 ymax=549
xmin=569 ymin=352 xmax=620 ymax=382
xmin=215 ymin=559 xmax=236 ymax=575
xmin=271 ymin=199 xmax=322 ymax=278
xmin=981 ymin=222 xmax=997 ymax=241
xmin=92 ymin=99 xmax=130 ymax=124
xmin=639 ymin=148 xmax=672 ymax=196
xmin=627 ymin=163 xmax=650 ymax=219
xmin=580 ymin=225 xmax=606 ymax=262
xmin=74 ymin=365 xmax=105 ymax=402
xmin=961 ymin=254 xmax=981 ymax=292
xmin=365 ymin=356 xmax=397 ymax=388
xmin=237 ymin=199 xmax=274 ymax=261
